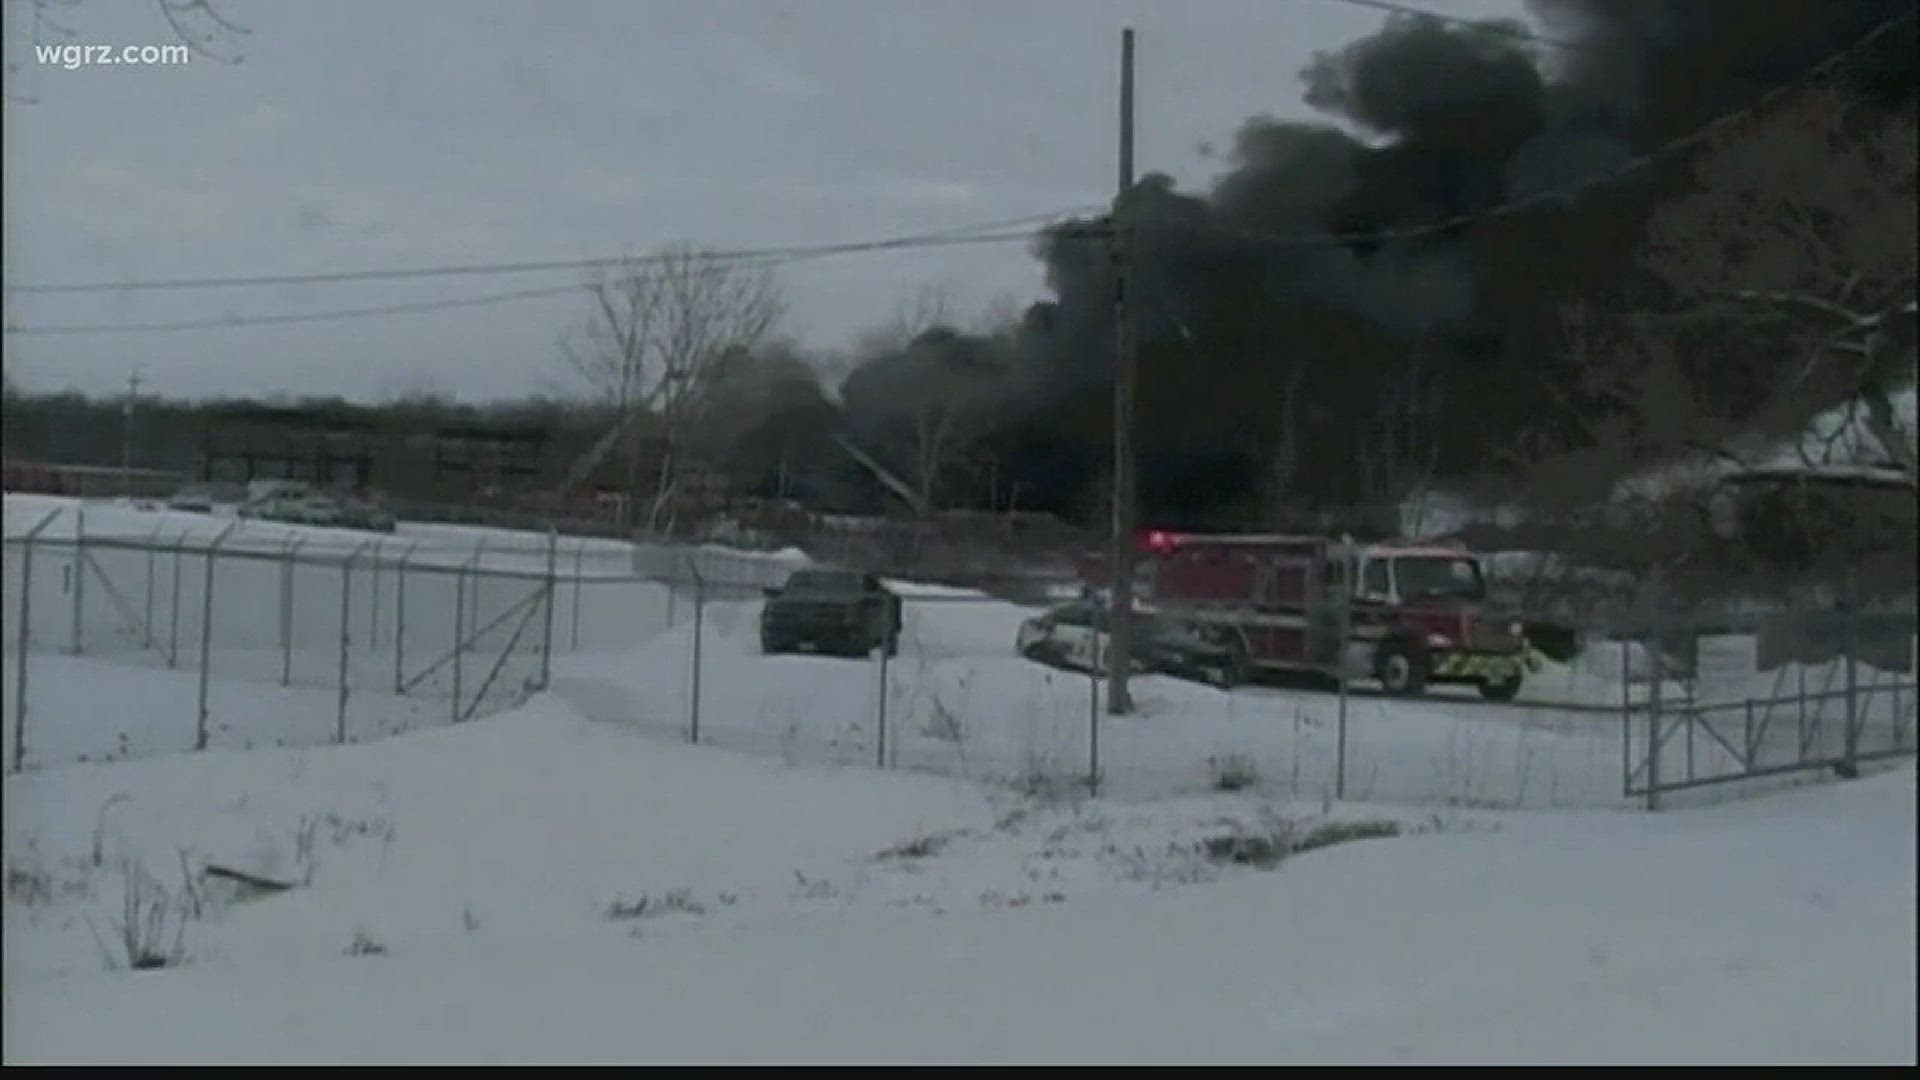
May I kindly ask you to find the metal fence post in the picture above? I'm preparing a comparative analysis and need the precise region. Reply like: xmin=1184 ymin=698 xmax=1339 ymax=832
xmin=142 ymin=522 xmax=164 ymax=649
xmin=279 ymin=537 xmax=303 ymax=687
xmin=338 ymin=543 xmax=369 ymax=744
xmin=196 ymin=523 xmax=239 ymax=752
xmin=466 ymin=538 xmax=488 ymax=646
xmin=1843 ymin=628 xmax=1861 ymax=775
xmin=1685 ymin=699 xmax=1696 ymax=784
xmin=453 ymin=561 xmax=469 ymax=724
xmin=539 ymin=528 xmax=558 ymax=690
xmin=571 ymin=540 xmax=585 ymax=650
xmin=1336 ymin=541 xmax=1354 ymax=802
xmin=12 ymin=509 xmax=65 ymax=773
xmin=667 ymin=563 xmax=679 ymax=628
xmin=167 ymin=532 xmax=187 ymax=668
xmin=876 ymin=610 xmax=890 ymax=770
xmin=1088 ymin=606 xmax=1103 ymax=796
xmin=69 ymin=504 xmax=86 ymax=655
xmin=688 ymin=557 xmax=704 ymax=745
xmin=1087 ymin=666 xmax=1100 ymax=795
xmin=394 ymin=542 xmax=417 ymax=694
xmin=367 ymin=539 xmax=385 ymax=652
xmin=448 ymin=541 xmax=487 ymax=722
xmin=1645 ymin=577 xmax=1664 ymax=812
xmin=1797 ymin=663 xmax=1808 ymax=761
xmin=1620 ymin=621 xmax=1632 ymax=795
xmin=1744 ymin=698 xmax=1757 ymax=766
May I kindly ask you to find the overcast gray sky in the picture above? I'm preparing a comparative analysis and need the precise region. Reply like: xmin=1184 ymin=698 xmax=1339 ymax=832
xmin=2 ymin=0 xmax=1525 ymax=403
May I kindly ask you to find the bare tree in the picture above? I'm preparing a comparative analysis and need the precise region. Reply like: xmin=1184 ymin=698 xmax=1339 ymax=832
xmin=905 ymin=369 xmax=977 ymax=520
xmin=1254 ymin=358 xmax=1306 ymax=513
xmin=1547 ymin=304 xmax=1743 ymax=482
xmin=562 ymin=247 xmax=785 ymax=535
xmin=1505 ymin=90 xmax=1915 ymax=565
xmin=1642 ymin=88 xmax=1917 ymax=478
xmin=1358 ymin=340 xmax=1446 ymax=538
xmin=838 ymin=335 xmax=997 ymax=526
xmin=852 ymin=284 xmax=953 ymax=360
xmin=836 ymin=286 xmax=975 ymax=519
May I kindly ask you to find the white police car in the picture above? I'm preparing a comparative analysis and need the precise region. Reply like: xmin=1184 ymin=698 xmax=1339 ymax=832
xmin=1016 ymin=598 xmax=1246 ymax=689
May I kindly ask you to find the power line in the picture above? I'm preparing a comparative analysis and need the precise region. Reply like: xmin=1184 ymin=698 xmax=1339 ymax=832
xmin=3 ymin=283 xmax=589 ymax=335
xmin=0 ymin=207 xmax=1097 ymax=297
xmin=0 ymin=221 xmax=1082 ymax=332
xmin=1202 ymin=7 xmax=1914 ymax=254
xmin=0 ymin=216 xmax=1093 ymax=335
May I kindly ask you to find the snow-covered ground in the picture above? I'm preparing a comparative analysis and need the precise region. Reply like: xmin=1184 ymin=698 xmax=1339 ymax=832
xmin=3 ymin=695 xmax=1912 ymax=1064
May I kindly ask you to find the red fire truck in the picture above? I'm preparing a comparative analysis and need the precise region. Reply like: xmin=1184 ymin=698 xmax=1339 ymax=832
xmin=1081 ymin=530 xmax=1534 ymax=701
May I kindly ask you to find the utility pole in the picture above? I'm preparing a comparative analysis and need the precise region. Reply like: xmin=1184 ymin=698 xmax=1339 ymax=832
xmin=121 ymin=369 xmax=142 ymax=495
xmin=1105 ymin=26 xmax=1138 ymax=716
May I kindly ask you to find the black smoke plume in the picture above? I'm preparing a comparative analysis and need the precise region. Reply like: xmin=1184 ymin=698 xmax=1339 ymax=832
xmin=827 ymin=1 xmax=1916 ymax=526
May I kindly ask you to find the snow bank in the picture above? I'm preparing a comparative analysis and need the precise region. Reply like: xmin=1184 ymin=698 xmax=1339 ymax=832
xmin=3 ymin=696 xmax=1910 ymax=1064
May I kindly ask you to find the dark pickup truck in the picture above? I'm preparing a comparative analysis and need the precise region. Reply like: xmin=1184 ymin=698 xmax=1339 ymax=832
xmin=759 ymin=568 xmax=903 ymax=657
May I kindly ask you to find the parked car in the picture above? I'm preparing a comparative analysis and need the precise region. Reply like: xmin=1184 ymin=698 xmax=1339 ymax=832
xmin=234 ymin=482 xmax=396 ymax=533
xmin=760 ymin=568 xmax=902 ymax=657
xmin=240 ymin=492 xmax=349 ymax=527
xmin=168 ymin=481 xmax=247 ymax=514
xmin=336 ymin=494 xmax=398 ymax=533
xmin=1016 ymin=598 xmax=1247 ymax=689
xmin=245 ymin=479 xmax=316 ymax=504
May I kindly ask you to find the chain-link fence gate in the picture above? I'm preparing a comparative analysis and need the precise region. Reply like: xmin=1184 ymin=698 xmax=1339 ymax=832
xmin=1619 ymin=571 xmax=1918 ymax=808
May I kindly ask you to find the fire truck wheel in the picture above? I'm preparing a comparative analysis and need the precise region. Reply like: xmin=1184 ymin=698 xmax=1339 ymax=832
xmin=1374 ymin=642 xmax=1429 ymax=696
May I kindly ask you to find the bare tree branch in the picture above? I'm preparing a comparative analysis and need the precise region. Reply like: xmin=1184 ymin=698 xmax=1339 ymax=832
xmin=560 ymin=248 xmax=785 ymax=535
xmin=837 ymin=287 xmax=999 ymax=523
xmin=157 ymin=0 xmax=248 ymax=63
xmin=1642 ymin=87 xmax=1916 ymax=479
xmin=1510 ymin=90 xmax=1917 ymax=578
xmin=1258 ymin=361 xmax=1306 ymax=520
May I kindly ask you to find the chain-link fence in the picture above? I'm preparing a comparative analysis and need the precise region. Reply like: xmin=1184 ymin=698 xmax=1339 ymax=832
xmin=17 ymin=501 xmax=1909 ymax=810
xmin=2 ymin=506 xmax=572 ymax=770
xmin=1613 ymin=569 xmax=1917 ymax=807
xmin=551 ymin=556 xmax=1914 ymax=809
xmin=552 ymin=578 xmax=1640 ymax=808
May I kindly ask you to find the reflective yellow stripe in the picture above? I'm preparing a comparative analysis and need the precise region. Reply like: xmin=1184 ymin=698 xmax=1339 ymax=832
xmin=1433 ymin=652 xmax=1523 ymax=680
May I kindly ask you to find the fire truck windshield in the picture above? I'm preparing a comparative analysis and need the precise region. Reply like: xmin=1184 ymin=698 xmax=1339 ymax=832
xmin=1393 ymin=555 xmax=1486 ymax=602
